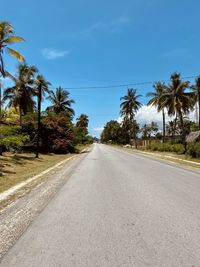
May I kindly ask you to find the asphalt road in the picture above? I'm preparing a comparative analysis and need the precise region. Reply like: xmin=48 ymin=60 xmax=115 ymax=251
xmin=1 ymin=144 xmax=200 ymax=267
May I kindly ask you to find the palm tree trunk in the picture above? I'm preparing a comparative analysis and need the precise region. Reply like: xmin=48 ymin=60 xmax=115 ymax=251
xmin=162 ymin=109 xmax=165 ymax=142
xmin=36 ymin=86 xmax=41 ymax=158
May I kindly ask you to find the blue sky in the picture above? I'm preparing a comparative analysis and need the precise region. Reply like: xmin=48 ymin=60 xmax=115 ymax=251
xmin=1 ymin=0 xmax=200 ymax=136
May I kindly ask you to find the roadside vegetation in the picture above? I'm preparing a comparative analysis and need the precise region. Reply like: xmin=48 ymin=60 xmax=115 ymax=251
xmin=101 ymin=75 xmax=200 ymax=159
xmin=0 ymin=21 xmax=93 ymax=191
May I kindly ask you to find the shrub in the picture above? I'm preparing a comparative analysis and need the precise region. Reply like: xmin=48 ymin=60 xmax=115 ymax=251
xmin=52 ymin=139 xmax=74 ymax=154
xmin=186 ymin=142 xmax=200 ymax=158
xmin=0 ymin=125 xmax=29 ymax=151
xmin=147 ymin=142 xmax=185 ymax=154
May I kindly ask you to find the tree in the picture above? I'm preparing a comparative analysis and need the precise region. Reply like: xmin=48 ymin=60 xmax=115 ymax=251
xmin=161 ymin=73 xmax=194 ymax=143
xmin=166 ymin=119 xmax=179 ymax=138
xmin=101 ymin=120 xmax=121 ymax=143
xmin=0 ymin=21 xmax=24 ymax=77
xmin=191 ymin=76 xmax=200 ymax=130
xmin=141 ymin=122 xmax=158 ymax=138
xmin=46 ymin=87 xmax=75 ymax=115
xmin=147 ymin=82 xmax=167 ymax=142
xmin=34 ymin=75 xmax=51 ymax=158
xmin=3 ymin=64 xmax=37 ymax=125
xmin=120 ymin=88 xmax=142 ymax=146
xmin=0 ymin=21 xmax=24 ymax=155
xmin=75 ymin=114 xmax=89 ymax=144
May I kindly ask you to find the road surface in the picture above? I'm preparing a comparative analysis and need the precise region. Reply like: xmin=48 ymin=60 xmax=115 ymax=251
xmin=1 ymin=144 xmax=200 ymax=266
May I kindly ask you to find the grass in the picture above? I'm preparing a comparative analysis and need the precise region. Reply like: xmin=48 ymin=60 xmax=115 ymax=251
xmin=0 ymin=152 xmax=75 ymax=194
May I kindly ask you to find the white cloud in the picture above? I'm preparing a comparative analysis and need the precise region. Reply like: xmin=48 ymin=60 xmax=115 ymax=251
xmin=42 ymin=48 xmax=69 ymax=60
xmin=118 ymin=105 xmax=198 ymax=130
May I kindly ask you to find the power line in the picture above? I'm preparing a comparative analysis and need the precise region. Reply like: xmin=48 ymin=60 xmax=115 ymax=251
xmin=49 ymin=75 xmax=198 ymax=90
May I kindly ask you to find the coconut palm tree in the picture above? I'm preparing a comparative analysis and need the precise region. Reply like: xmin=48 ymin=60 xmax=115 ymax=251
xmin=46 ymin=87 xmax=75 ymax=115
xmin=120 ymin=88 xmax=142 ymax=146
xmin=76 ymin=114 xmax=89 ymax=134
xmin=147 ymin=82 xmax=167 ymax=142
xmin=0 ymin=21 xmax=24 ymax=155
xmin=0 ymin=21 xmax=24 ymax=77
xmin=3 ymin=64 xmax=37 ymax=125
xmin=160 ymin=73 xmax=194 ymax=143
xmin=76 ymin=114 xmax=89 ymax=144
xmin=191 ymin=76 xmax=200 ymax=130
xmin=34 ymin=75 xmax=51 ymax=158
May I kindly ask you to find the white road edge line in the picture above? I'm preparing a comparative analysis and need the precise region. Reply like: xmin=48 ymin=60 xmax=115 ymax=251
xmin=0 ymin=155 xmax=77 ymax=202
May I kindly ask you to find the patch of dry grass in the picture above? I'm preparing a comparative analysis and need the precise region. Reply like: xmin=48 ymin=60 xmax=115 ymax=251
xmin=0 ymin=152 xmax=73 ymax=193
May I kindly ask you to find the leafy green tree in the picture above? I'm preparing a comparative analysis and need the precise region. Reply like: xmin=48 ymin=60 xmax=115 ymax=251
xmin=0 ymin=124 xmax=28 ymax=150
xmin=3 ymin=64 xmax=37 ymax=125
xmin=101 ymin=120 xmax=121 ymax=143
xmin=47 ymin=87 xmax=75 ymax=115
xmin=147 ymin=82 xmax=167 ymax=141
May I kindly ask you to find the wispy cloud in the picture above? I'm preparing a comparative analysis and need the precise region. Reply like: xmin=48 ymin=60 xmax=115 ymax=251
xmin=42 ymin=48 xmax=70 ymax=60
xmin=162 ymin=49 xmax=192 ymax=59
xmin=82 ymin=15 xmax=131 ymax=36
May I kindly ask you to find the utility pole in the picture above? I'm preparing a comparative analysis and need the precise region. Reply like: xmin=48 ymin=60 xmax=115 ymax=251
xmin=36 ymin=84 xmax=41 ymax=158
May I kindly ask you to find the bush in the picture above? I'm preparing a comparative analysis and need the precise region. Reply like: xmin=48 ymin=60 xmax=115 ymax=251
xmin=0 ymin=125 xmax=29 ymax=151
xmin=186 ymin=142 xmax=200 ymax=158
xmin=147 ymin=142 xmax=185 ymax=154
xmin=52 ymin=139 xmax=75 ymax=154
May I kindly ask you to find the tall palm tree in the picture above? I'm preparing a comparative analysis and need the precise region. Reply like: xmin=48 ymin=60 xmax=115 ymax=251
xmin=76 ymin=114 xmax=89 ymax=134
xmin=34 ymin=75 xmax=51 ymax=158
xmin=3 ymin=64 xmax=37 ymax=125
xmin=0 ymin=21 xmax=24 ymax=155
xmin=120 ymin=88 xmax=142 ymax=146
xmin=0 ymin=21 xmax=24 ymax=77
xmin=161 ymin=73 xmax=194 ymax=142
xmin=76 ymin=114 xmax=89 ymax=144
xmin=46 ymin=87 xmax=75 ymax=115
xmin=191 ymin=76 xmax=200 ymax=130
xmin=147 ymin=82 xmax=167 ymax=142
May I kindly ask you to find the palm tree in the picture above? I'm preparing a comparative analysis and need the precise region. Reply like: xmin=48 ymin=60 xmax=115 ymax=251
xmin=166 ymin=119 xmax=179 ymax=138
xmin=191 ymin=76 xmax=200 ymax=130
xmin=34 ymin=75 xmax=51 ymax=158
xmin=0 ymin=21 xmax=24 ymax=77
xmin=161 ymin=73 xmax=194 ymax=143
xmin=46 ymin=87 xmax=75 ymax=115
xmin=3 ymin=64 xmax=37 ymax=125
xmin=120 ymin=88 xmax=142 ymax=146
xmin=147 ymin=82 xmax=167 ymax=142
xmin=76 ymin=114 xmax=89 ymax=144
xmin=0 ymin=21 xmax=24 ymax=155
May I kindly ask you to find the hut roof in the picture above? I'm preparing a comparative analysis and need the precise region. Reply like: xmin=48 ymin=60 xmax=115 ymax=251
xmin=186 ymin=131 xmax=200 ymax=142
